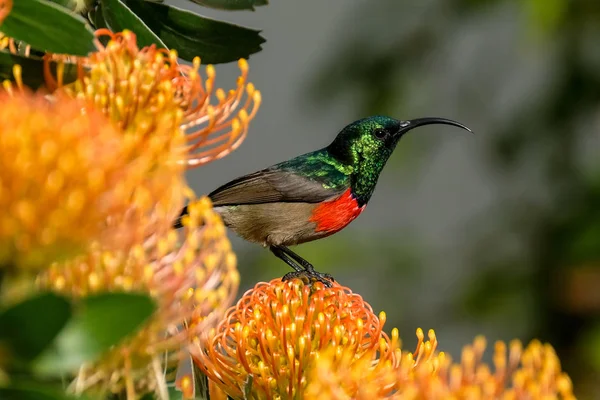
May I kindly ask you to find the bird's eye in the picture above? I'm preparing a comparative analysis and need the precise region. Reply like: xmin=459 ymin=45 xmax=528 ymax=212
xmin=373 ymin=128 xmax=387 ymax=140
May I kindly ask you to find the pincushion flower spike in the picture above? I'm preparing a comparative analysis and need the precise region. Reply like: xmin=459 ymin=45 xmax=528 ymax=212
xmin=46 ymin=29 xmax=262 ymax=169
xmin=19 ymin=28 xmax=260 ymax=399
xmin=191 ymin=278 xmax=400 ymax=399
xmin=37 ymin=196 xmax=240 ymax=398
xmin=305 ymin=329 xmax=577 ymax=399
xmin=0 ymin=88 xmax=144 ymax=273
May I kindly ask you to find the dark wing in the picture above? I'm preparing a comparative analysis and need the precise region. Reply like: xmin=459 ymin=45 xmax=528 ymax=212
xmin=209 ymin=167 xmax=349 ymax=206
xmin=172 ymin=150 xmax=351 ymax=229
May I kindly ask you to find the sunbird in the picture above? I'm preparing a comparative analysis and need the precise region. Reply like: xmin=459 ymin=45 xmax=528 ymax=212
xmin=175 ymin=116 xmax=472 ymax=285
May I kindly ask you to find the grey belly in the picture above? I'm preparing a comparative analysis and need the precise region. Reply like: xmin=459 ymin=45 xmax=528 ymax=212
xmin=214 ymin=203 xmax=324 ymax=247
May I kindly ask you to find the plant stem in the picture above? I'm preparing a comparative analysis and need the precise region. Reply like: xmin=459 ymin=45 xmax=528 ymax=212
xmin=0 ymin=267 xmax=5 ymax=295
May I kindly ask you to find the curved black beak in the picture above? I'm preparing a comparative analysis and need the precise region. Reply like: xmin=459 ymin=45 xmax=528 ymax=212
xmin=395 ymin=117 xmax=473 ymax=137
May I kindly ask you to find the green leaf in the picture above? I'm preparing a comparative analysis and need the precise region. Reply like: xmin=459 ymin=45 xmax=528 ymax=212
xmin=88 ymin=5 xmax=109 ymax=31
xmin=188 ymin=0 xmax=268 ymax=11
xmin=99 ymin=0 xmax=168 ymax=49
xmin=0 ymin=0 xmax=95 ymax=56
xmin=167 ymin=386 xmax=184 ymax=400
xmin=0 ymin=293 xmax=71 ymax=362
xmin=34 ymin=292 xmax=156 ymax=375
xmin=121 ymin=1 xmax=264 ymax=63
xmin=0 ymin=50 xmax=79 ymax=90
xmin=0 ymin=382 xmax=80 ymax=400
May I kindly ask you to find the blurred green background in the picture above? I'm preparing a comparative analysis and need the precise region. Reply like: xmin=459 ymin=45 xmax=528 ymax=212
xmin=178 ymin=0 xmax=600 ymax=397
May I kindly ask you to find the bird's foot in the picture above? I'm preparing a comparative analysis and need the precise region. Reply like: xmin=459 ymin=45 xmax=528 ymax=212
xmin=282 ymin=270 xmax=334 ymax=288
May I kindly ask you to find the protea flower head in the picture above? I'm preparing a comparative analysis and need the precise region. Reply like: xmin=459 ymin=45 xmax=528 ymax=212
xmin=305 ymin=330 xmax=576 ymax=400
xmin=0 ymin=26 xmax=262 ymax=398
xmin=37 ymin=197 xmax=239 ymax=397
xmin=191 ymin=278 xmax=399 ymax=399
xmin=0 ymin=90 xmax=148 ymax=271
xmin=47 ymin=29 xmax=261 ymax=169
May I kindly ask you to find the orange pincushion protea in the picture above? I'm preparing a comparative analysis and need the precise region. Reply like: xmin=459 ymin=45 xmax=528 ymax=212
xmin=305 ymin=330 xmax=576 ymax=400
xmin=0 ymin=26 xmax=262 ymax=398
xmin=191 ymin=278 xmax=398 ymax=399
xmin=37 ymin=197 xmax=239 ymax=396
xmin=47 ymin=29 xmax=261 ymax=169
xmin=2 ymin=28 xmax=262 ymax=256
xmin=0 ymin=91 xmax=145 ymax=270
xmin=417 ymin=337 xmax=575 ymax=400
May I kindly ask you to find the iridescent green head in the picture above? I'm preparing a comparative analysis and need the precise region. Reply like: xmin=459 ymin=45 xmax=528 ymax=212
xmin=327 ymin=115 xmax=471 ymax=204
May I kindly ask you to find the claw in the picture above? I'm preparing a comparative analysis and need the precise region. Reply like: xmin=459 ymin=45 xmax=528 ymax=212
xmin=282 ymin=270 xmax=334 ymax=287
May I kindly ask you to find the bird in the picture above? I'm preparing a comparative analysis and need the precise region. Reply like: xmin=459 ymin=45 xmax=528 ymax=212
xmin=174 ymin=115 xmax=472 ymax=286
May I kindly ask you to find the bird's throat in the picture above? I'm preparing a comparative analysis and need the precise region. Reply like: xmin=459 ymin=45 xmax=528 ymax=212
xmin=350 ymin=160 xmax=384 ymax=207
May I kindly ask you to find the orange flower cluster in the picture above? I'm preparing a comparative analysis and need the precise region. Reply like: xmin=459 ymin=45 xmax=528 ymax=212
xmin=1 ymin=23 xmax=260 ymax=398
xmin=48 ymin=29 xmax=261 ymax=169
xmin=192 ymin=279 xmax=576 ymax=400
xmin=192 ymin=278 xmax=399 ymax=399
xmin=305 ymin=331 xmax=575 ymax=400
xmin=0 ymin=91 xmax=141 ymax=270
xmin=32 ymin=31 xmax=257 ymax=396
xmin=38 ymin=197 xmax=239 ymax=395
